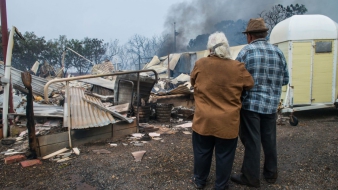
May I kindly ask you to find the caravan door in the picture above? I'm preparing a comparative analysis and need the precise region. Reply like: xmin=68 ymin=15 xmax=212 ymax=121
xmin=311 ymin=40 xmax=335 ymax=104
xmin=291 ymin=41 xmax=312 ymax=105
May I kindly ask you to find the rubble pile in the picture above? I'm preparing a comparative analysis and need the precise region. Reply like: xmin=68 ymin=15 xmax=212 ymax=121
xmin=0 ymin=56 xmax=197 ymax=166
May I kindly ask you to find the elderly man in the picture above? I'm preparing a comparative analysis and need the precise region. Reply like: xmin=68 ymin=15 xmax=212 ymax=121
xmin=190 ymin=32 xmax=254 ymax=190
xmin=231 ymin=18 xmax=289 ymax=188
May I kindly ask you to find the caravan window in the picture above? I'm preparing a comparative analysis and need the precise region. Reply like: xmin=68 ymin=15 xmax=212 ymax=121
xmin=315 ymin=41 xmax=332 ymax=53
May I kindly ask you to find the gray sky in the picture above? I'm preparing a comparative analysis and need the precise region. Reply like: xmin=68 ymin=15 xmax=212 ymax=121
xmin=6 ymin=0 xmax=183 ymax=44
xmin=6 ymin=0 xmax=338 ymax=45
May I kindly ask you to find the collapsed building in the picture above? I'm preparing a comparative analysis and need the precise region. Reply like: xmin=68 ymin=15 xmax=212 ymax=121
xmin=0 ymin=60 xmax=158 ymax=157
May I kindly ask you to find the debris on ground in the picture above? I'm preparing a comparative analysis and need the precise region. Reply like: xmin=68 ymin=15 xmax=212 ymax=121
xmin=131 ymin=150 xmax=146 ymax=162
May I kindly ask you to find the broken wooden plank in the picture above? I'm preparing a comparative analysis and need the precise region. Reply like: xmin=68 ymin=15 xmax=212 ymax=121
xmin=42 ymin=147 xmax=69 ymax=159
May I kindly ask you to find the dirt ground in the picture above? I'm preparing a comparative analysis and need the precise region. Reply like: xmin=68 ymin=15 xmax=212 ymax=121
xmin=0 ymin=107 xmax=337 ymax=190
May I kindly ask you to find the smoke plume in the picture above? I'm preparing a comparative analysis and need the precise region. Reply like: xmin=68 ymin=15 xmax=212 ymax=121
xmin=162 ymin=0 xmax=338 ymax=53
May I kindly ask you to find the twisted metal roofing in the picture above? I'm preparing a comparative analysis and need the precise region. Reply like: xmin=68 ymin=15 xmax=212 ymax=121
xmin=69 ymin=87 xmax=115 ymax=129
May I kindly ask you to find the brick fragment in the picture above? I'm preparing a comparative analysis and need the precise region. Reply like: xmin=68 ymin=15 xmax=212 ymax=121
xmin=20 ymin=159 xmax=42 ymax=167
xmin=4 ymin=155 xmax=26 ymax=164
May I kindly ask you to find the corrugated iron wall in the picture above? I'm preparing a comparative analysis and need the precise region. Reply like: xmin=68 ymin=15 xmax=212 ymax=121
xmin=0 ymin=65 xmax=64 ymax=97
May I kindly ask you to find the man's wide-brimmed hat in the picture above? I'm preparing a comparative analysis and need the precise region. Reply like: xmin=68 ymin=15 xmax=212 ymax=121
xmin=243 ymin=18 xmax=269 ymax=33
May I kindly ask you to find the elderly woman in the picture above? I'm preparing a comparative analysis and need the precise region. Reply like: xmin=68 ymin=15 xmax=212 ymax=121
xmin=190 ymin=32 xmax=254 ymax=190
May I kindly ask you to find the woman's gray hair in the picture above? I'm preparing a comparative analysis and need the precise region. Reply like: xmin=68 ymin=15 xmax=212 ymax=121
xmin=207 ymin=32 xmax=232 ymax=59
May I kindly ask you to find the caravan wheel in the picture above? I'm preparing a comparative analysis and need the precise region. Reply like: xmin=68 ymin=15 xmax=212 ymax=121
xmin=289 ymin=115 xmax=299 ymax=126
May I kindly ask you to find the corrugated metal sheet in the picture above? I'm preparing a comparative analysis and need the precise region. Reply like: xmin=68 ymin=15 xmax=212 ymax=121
xmin=69 ymin=87 xmax=115 ymax=129
xmin=11 ymin=103 xmax=64 ymax=118
xmin=29 ymin=104 xmax=64 ymax=117
xmin=142 ymin=65 xmax=167 ymax=76
xmin=143 ymin=56 xmax=160 ymax=69
xmin=0 ymin=64 xmax=64 ymax=97
xmin=172 ymin=53 xmax=192 ymax=78
xmin=79 ymin=77 xmax=115 ymax=90
xmin=169 ymin=53 xmax=181 ymax=70
xmin=79 ymin=77 xmax=115 ymax=96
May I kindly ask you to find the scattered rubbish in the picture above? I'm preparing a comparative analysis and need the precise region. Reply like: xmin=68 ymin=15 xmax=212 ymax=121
xmin=16 ymin=137 xmax=24 ymax=141
xmin=43 ymin=120 xmax=61 ymax=127
xmin=134 ymin=143 xmax=144 ymax=147
xmin=42 ymin=147 xmax=69 ymax=160
xmin=1 ymin=149 xmax=15 ymax=154
xmin=58 ymin=152 xmax=72 ymax=158
xmin=128 ymin=137 xmax=138 ymax=141
xmin=152 ymin=137 xmax=162 ymax=141
xmin=131 ymin=133 xmax=144 ymax=138
xmin=175 ymin=122 xmax=193 ymax=128
xmin=20 ymin=159 xmax=42 ymax=167
xmin=19 ymin=131 xmax=27 ymax=137
xmin=73 ymin=148 xmax=80 ymax=155
xmin=56 ymin=157 xmax=73 ymax=163
xmin=139 ymin=133 xmax=151 ymax=141
xmin=4 ymin=151 xmax=25 ymax=156
xmin=122 ymin=143 xmax=128 ymax=146
xmin=92 ymin=149 xmax=111 ymax=154
xmin=149 ymin=132 xmax=160 ymax=137
xmin=131 ymin=150 xmax=146 ymax=162
xmin=1 ymin=138 xmax=16 ymax=145
xmin=109 ymin=143 xmax=118 ymax=147
xmin=4 ymin=155 xmax=26 ymax=164
xmin=182 ymin=131 xmax=192 ymax=135
xmin=138 ymin=123 xmax=159 ymax=132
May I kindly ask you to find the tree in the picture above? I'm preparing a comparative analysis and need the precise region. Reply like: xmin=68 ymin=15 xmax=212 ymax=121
xmin=45 ymin=35 xmax=68 ymax=68
xmin=11 ymin=31 xmax=49 ymax=71
xmin=105 ymin=39 xmax=121 ymax=61
xmin=81 ymin=37 xmax=107 ymax=65
xmin=259 ymin=4 xmax=307 ymax=31
xmin=61 ymin=38 xmax=107 ymax=75
xmin=116 ymin=45 xmax=132 ymax=70
xmin=126 ymin=34 xmax=153 ymax=70
xmin=65 ymin=39 xmax=89 ymax=75
xmin=284 ymin=4 xmax=308 ymax=18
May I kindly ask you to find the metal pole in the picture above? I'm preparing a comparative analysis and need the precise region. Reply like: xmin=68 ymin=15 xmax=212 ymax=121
xmin=2 ymin=26 xmax=15 ymax=138
xmin=168 ymin=54 xmax=170 ymax=79
xmin=0 ymin=0 xmax=8 ymax=61
xmin=174 ymin=22 xmax=176 ymax=53
xmin=138 ymin=54 xmax=141 ymax=70
xmin=66 ymin=47 xmax=95 ymax=65
xmin=66 ymin=81 xmax=72 ymax=148
xmin=136 ymin=73 xmax=140 ymax=131
xmin=0 ymin=0 xmax=14 ymax=132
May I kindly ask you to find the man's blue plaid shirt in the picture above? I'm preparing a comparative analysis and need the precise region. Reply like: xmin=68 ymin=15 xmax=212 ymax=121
xmin=236 ymin=38 xmax=289 ymax=114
